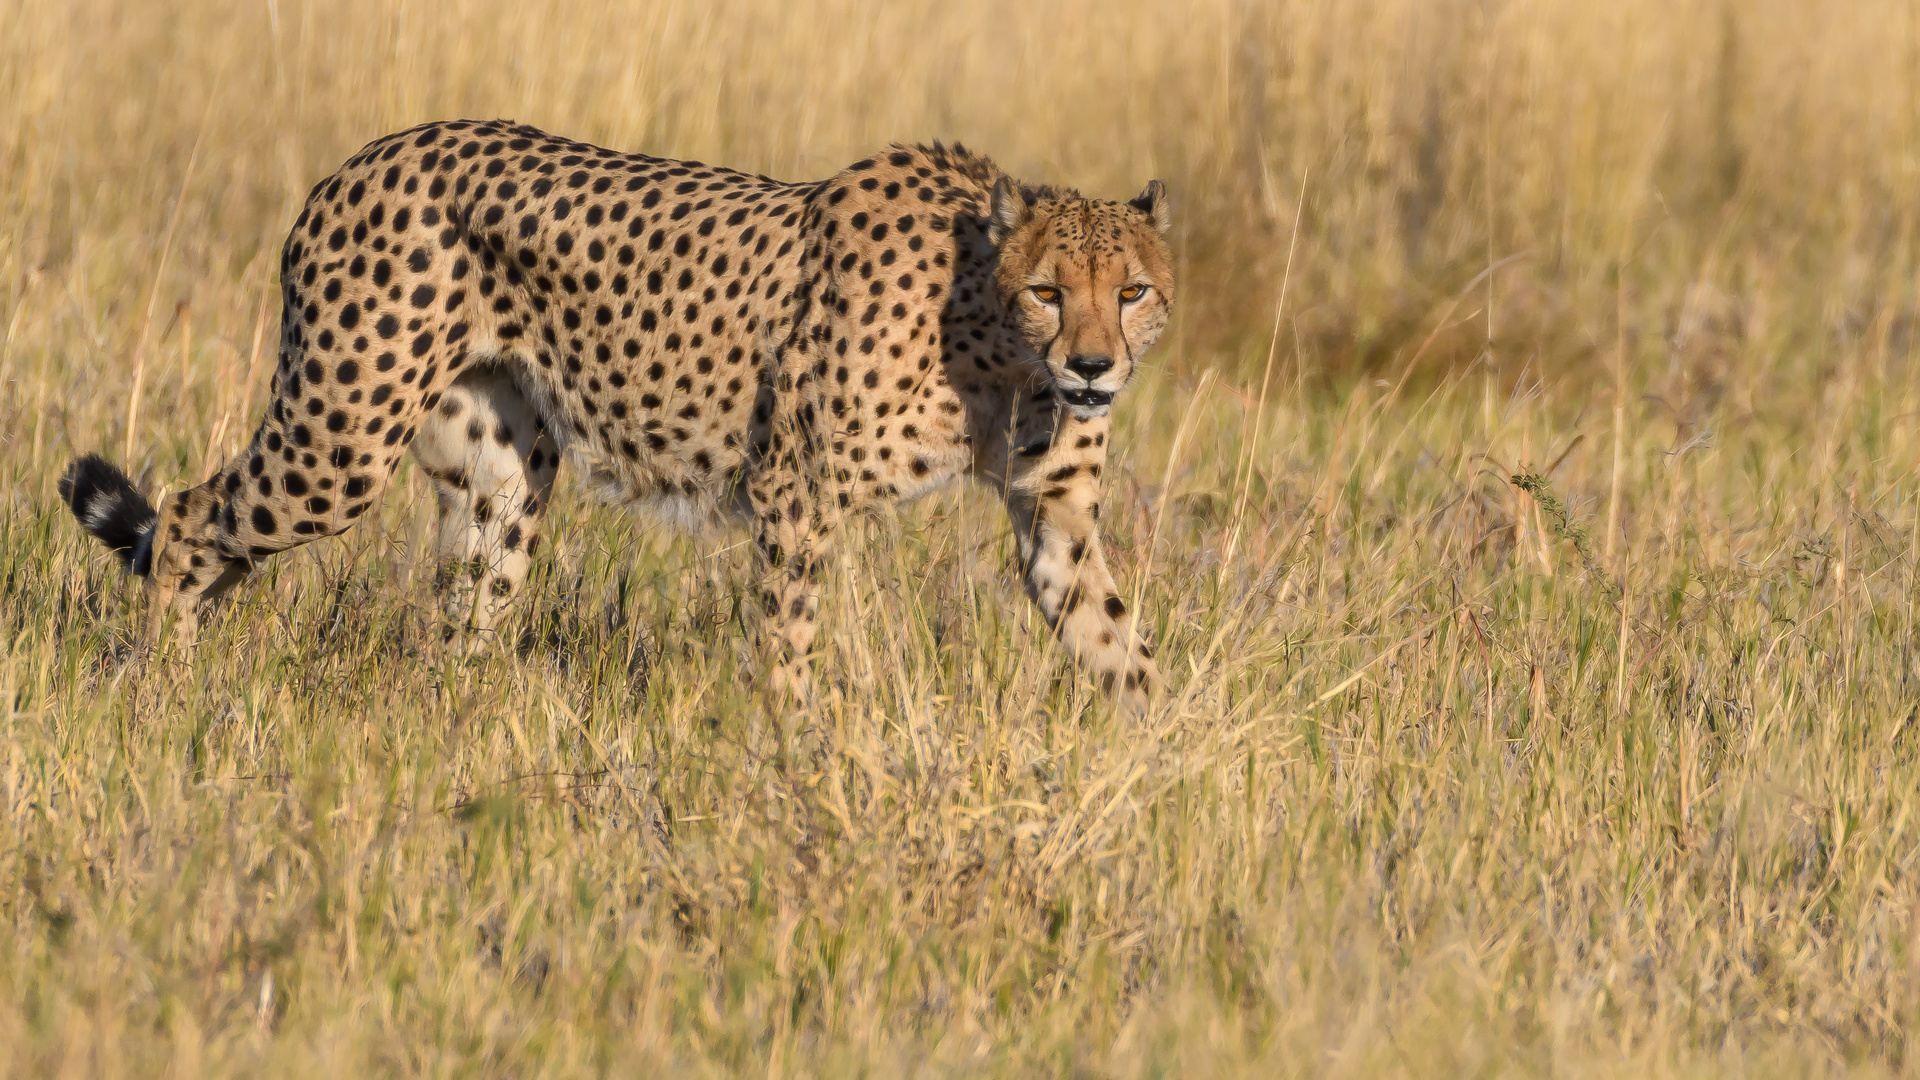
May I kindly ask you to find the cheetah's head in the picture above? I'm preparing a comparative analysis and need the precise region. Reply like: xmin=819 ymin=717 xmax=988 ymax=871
xmin=989 ymin=177 xmax=1175 ymax=420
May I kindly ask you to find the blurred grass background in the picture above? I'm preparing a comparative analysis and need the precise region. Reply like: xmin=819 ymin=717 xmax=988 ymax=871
xmin=5 ymin=0 xmax=1920 ymax=1076
xmin=8 ymin=0 xmax=1919 ymax=381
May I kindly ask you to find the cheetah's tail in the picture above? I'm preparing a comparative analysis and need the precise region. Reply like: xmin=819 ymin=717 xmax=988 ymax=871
xmin=58 ymin=454 xmax=158 ymax=575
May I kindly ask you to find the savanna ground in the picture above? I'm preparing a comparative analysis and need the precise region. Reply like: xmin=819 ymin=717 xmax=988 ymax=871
xmin=5 ymin=0 xmax=1920 ymax=1075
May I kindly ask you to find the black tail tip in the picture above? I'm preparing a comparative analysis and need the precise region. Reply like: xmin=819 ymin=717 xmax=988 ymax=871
xmin=60 ymin=454 xmax=157 ymax=570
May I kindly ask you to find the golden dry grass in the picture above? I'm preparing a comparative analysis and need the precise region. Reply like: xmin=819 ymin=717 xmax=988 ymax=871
xmin=5 ymin=0 xmax=1920 ymax=1075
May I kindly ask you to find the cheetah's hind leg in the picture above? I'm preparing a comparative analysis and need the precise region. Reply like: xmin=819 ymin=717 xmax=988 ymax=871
xmin=408 ymin=365 xmax=561 ymax=653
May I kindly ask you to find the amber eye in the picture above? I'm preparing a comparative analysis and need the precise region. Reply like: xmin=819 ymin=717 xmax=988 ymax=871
xmin=1119 ymin=284 xmax=1148 ymax=303
xmin=1030 ymin=286 xmax=1060 ymax=304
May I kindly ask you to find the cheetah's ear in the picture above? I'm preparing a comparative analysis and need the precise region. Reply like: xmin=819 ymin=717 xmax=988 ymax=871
xmin=1130 ymin=180 xmax=1172 ymax=233
xmin=988 ymin=176 xmax=1030 ymax=246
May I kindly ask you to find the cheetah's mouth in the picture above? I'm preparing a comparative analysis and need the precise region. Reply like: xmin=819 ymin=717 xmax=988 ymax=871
xmin=1055 ymin=387 xmax=1113 ymax=414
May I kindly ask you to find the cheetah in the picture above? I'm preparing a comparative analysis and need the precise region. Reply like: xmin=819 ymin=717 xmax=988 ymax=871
xmin=59 ymin=119 xmax=1174 ymax=707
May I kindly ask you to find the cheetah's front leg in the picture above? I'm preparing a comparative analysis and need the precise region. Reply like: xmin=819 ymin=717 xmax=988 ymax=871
xmin=747 ymin=468 xmax=839 ymax=702
xmin=1002 ymin=410 xmax=1160 ymax=710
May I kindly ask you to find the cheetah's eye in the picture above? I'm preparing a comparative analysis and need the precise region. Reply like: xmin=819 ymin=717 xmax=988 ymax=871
xmin=1119 ymin=284 xmax=1148 ymax=303
xmin=1030 ymin=286 xmax=1060 ymax=305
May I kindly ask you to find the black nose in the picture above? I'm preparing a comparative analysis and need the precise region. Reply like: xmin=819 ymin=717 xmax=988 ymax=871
xmin=1065 ymin=354 xmax=1114 ymax=379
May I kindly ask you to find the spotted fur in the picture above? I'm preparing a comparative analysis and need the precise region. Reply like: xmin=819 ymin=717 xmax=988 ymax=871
xmin=62 ymin=119 xmax=1175 ymax=707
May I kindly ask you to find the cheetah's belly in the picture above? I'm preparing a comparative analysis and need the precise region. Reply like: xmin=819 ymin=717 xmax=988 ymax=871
xmin=490 ymin=317 xmax=772 ymax=526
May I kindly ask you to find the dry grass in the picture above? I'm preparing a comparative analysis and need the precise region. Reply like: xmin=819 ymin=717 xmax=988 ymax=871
xmin=5 ymin=0 xmax=1920 ymax=1075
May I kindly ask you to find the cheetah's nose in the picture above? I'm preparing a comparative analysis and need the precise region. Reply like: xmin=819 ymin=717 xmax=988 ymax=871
xmin=1065 ymin=354 xmax=1114 ymax=380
